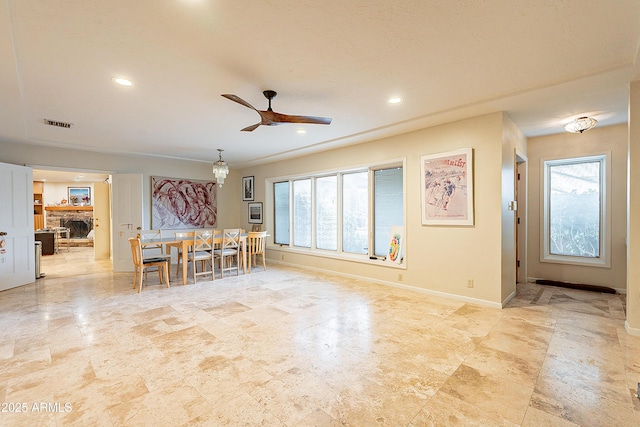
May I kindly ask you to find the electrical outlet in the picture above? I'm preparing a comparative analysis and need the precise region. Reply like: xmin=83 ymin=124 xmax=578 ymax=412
xmin=467 ymin=279 xmax=474 ymax=288
xmin=398 ymin=273 xmax=403 ymax=282
xmin=281 ymin=254 xmax=284 ymax=261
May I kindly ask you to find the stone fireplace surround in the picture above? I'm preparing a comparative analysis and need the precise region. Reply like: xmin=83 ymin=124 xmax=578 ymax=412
xmin=44 ymin=206 xmax=94 ymax=247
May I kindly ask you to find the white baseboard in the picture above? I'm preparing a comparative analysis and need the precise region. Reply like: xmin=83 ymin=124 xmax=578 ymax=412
xmin=269 ymin=260 xmax=503 ymax=309
xmin=502 ymin=290 xmax=516 ymax=308
xmin=625 ymin=321 xmax=640 ymax=337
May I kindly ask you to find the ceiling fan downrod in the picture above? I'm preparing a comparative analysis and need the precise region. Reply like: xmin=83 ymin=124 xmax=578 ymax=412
xmin=263 ymin=90 xmax=277 ymax=112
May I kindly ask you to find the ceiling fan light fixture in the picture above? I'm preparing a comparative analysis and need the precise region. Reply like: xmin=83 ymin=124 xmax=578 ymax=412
xmin=212 ymin=149 xmax=229 ymax=187
xmin=564 ymin=116 xmax=597 ymax=133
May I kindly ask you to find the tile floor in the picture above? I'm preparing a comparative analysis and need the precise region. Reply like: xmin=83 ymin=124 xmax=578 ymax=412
xmin=0 ymin=247 xmax=639 ymax=426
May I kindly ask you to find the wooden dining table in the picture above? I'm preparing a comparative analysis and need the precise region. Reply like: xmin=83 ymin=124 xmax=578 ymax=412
xmin=140 ymin=233 xmax=248 ymax=285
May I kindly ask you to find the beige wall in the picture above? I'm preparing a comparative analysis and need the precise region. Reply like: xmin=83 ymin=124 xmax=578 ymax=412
xmin=214 ymin=169 xmax=242 ymax=230
xmin=628 ymin=81 xmax=640 ymax=334
xmin=526 ymin=123 xmax=628 ymax=291
xmin=237 ymin=112 xmax=513 ymax=306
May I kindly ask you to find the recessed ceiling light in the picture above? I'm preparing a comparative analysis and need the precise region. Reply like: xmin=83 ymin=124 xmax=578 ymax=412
xmin=113 ymin=77 xmax=134 ymax=87
xmin=388 ymin=97 xmax=402 ymax=104
xmin=297 ymin=129 xmax=306 ymax=134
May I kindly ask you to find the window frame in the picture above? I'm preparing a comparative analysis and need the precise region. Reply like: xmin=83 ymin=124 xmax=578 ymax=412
xmin=541 ymin=153 xmax=611 ymax=268
xmin=267 ymin=159 xmax=406 ymax=267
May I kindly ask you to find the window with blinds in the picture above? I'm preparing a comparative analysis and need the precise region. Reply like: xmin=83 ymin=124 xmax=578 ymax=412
xmin=271 ymin=162 xmax=404 ymax=262
xmin=374 ymin=167 xmax=404 ymax=257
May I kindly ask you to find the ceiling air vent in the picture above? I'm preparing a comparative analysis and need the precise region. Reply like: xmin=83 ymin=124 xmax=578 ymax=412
xmin=43 ymin=118 xmax=73 ymax=129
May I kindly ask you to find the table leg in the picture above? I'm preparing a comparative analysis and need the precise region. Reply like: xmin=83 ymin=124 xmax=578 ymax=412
xmin=181 ymin=241 xmax=188 ymax=285
xmin=242 ymin=238 xmax=247 ymax=274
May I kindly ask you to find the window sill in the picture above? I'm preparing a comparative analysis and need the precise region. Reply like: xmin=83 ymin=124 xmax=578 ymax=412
xmin=541 ymin=254 xmax=610 ymax=268
xmin=267 ymin=245 xmax=406 ymax=269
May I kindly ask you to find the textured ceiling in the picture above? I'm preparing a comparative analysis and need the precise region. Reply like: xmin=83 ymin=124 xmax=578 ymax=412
xmin=1 ymin=0 xmax=639 ymax=169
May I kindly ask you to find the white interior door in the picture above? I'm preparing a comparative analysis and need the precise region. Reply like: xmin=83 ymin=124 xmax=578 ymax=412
xmin=93 ymin=181 xmax=111 ymax=260
xmin=0 ymin=162 xmax=35 ymax=291
xmin=111 ymin=173 xmax=143 ymax=271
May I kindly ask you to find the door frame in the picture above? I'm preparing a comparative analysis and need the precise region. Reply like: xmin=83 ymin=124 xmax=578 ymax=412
xmin=515 ymin=151 xmax=528 ymax=284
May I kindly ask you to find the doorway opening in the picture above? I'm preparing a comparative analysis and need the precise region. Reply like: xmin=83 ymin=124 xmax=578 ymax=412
xmin=30 ymin=166 xmax=112 ymax=276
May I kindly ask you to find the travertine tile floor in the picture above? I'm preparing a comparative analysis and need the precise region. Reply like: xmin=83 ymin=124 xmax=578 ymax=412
xmin=1 ymin=247 xmax=639 ymax=426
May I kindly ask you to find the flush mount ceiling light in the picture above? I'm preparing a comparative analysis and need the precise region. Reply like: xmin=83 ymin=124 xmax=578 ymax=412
xmin=388 ymin=97 xmax=402 ymax=104
xmin=112 ymin=77 xmax=134 ymax=87
xmin=564 ymin=116 xmax=597 ymax=133
xmin=212 ymin=149 xmax=229 ymax=188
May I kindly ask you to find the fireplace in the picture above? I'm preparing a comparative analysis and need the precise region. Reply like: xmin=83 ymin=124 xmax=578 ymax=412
xmin=44 ymin=206 xmax=94 ymax=247
xmin=62 ymin=218 xmax=93 ymax=238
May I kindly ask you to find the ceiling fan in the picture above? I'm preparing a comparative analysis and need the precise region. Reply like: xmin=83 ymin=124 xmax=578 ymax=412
xmin=221 ymin=90 xmax=332 ymax=132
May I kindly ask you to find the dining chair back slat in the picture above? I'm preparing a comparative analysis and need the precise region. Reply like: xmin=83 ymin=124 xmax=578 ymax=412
xmin=247 ymin=231 xmax=267 ymax=273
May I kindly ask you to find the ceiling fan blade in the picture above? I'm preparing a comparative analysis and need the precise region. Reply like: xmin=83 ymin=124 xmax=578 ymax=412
xmin=223 ymin=91 xmax=332 ymax=131
xmin=267 ymin=111 xmax=332 ymax=125
xmin=221 ymin=94 xmax=257 ymax=111
xmin=241 ymin=122 xmax=262 ymax=132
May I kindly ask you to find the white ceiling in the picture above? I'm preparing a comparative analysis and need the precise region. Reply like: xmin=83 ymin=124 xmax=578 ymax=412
xmin=2 ymin=0 xmax=640 ymax=171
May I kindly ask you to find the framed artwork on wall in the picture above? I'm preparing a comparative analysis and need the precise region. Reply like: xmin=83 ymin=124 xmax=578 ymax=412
xmin=242 ymin=176 xmax=254 ymax=201
xmin=420 ymin=148 xmax=474 ymax=225
xmin=68 ymin=187 xmax=91 ymax=205
xmin=151 ymin=176 xmax=217 ymax=229
xmin=248 ymin=202 xmax=263 ymax=224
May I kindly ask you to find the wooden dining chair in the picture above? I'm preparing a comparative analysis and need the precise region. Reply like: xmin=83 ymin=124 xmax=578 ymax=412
xmin=137 ymin=229 xmax=170 ymax=282
xmin=128 ymin=237 xmax=170 ymax=292
xmin=137 ymin=229 xmax=172 ymax=263
xmin=213 ymin=228 xmax=240 ymax=278
xmin=188 ymin=229 xmax=215 ymax=283
xmin=173 ymin=231 xmax=194 ymax=277
xmin=247 ymin=231 xmax=267 ymax=273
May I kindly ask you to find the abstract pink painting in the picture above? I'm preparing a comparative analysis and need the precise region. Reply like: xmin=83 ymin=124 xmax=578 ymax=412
xmin=151 ymin=176 xmax=217 ymax=229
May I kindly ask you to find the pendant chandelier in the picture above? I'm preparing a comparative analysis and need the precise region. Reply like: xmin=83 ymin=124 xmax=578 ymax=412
xmin=212 ymin=149 xmax=229 ymax=187
xmin=564 ymin=116 xmax=597 ymax=134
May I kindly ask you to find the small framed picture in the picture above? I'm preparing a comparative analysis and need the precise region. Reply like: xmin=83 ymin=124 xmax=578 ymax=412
xmin=242 ymin=176 xmax=254 ymax=201
xmin=68 ymin=187 xmax=91 ymax=206
xmin=248 ymin=202 xmax=263 ymax=224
